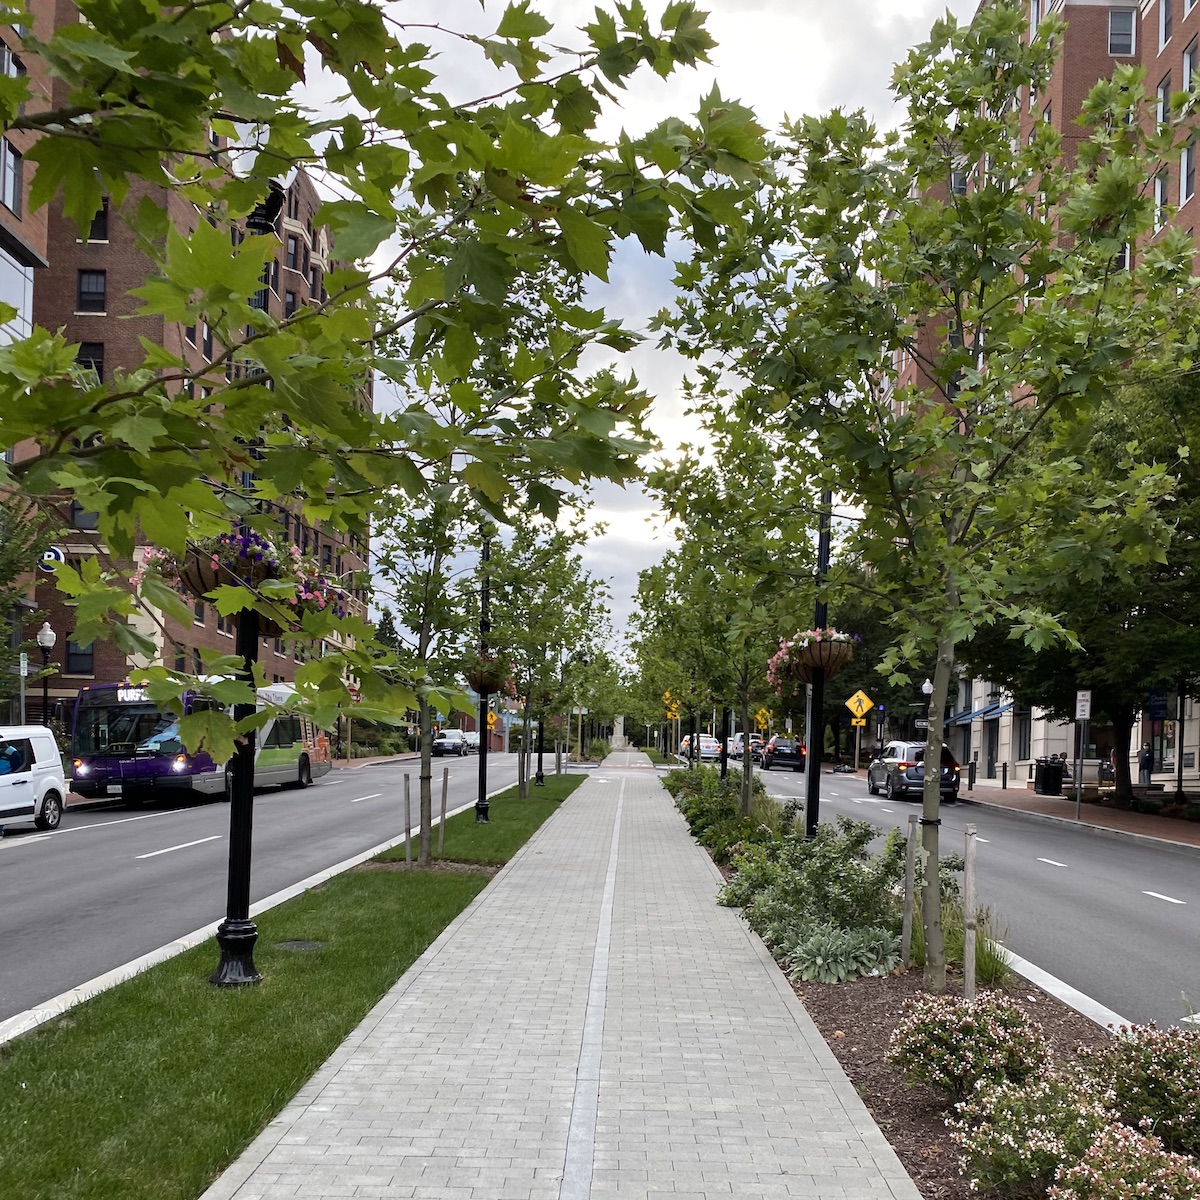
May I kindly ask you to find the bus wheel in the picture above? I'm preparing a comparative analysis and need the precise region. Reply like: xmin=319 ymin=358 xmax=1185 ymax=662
xmin=297 ymin=757 xmax=312 ymax=789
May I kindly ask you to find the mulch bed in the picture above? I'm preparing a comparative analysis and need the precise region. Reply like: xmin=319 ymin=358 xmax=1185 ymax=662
xmin=355 ymin=859 xmax=501 ymax=876
xmin=793 ymin=967 xmax=1112 ymax=1200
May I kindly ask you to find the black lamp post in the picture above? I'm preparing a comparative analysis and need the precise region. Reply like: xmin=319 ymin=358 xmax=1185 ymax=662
xmin=476 ymin=529 xmax=491 ymax=823
xmin=804 ymin=490 xmax=832 ymax=840
xmin=210 ymin=184 xmax=282 ymax=986
xmin=36 ymin=622 xmax=56 ymax=724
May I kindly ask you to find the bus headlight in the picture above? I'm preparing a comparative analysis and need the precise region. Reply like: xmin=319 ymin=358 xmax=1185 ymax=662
xmin=172 ymin=754 xmax=189 ymax=773
xmin=74 ymin=760 xmax=88 ymax=776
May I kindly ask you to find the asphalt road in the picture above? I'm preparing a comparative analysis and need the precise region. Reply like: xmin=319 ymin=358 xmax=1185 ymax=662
xmin=0 ymin=754 xmax=520 ymax=1022
xmin=750 ymin=763 xmax=1200 ymax=1027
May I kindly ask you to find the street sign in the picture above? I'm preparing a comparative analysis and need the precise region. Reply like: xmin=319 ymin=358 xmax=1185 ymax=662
xmin=850 ymin=716 xmax=867 ymax=727
xmin=914 ymin=717 xmax=929 ymax=730
xmin=845 ymin=689 xmax=874 ymax=717
xmin=1075 ymin=690 xmax=1092 ymax=721
xmin=755 ymin=706 xmax=771 ymax=731
xmin=38 ymin=546 xmax=66 ymax=573
xmin=487 ymin=711 xmax=498 ymax=730
xmin=18 ymin=652 xmax=27 ymax=677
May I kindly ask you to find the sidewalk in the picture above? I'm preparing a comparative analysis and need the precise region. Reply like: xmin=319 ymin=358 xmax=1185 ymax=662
xmin=202 ymin=751 xmax=921 ymax=1200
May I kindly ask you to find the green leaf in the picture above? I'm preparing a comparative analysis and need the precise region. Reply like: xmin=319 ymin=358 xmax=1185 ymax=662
xmin=496 ymin=1 xmax=553 ymax=39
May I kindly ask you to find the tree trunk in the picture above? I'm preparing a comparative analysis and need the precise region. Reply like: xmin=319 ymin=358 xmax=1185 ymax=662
xmin=921 ymin=634 xmax=956 ymax=992
xmin=1110 ymin=704 xmax=1137 ymax=807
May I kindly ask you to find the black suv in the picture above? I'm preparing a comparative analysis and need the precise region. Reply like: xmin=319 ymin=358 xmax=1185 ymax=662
xmin=761 ymin=736 xmax=805 ymax=772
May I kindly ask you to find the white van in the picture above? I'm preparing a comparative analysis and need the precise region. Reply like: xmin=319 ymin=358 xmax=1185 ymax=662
xmin=0 ymin=724 xmax=67 ymax=831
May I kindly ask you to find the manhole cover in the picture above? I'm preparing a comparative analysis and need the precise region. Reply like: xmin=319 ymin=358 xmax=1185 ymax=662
xmin=276 ymin=940 xmax=323 ymax=953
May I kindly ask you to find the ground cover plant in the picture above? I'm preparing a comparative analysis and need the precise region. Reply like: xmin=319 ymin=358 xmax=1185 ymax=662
xmin=0 ymin=775 xmax=579 ymax=1199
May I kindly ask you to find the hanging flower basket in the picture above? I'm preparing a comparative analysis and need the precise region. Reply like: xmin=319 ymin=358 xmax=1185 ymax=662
xmin=134 ymin=528 xmax=352 ymax=637
xmin=767 ymin=629 xmax=859 ymax=691
xmin=466 ymin=654 xmax=509 ymax=695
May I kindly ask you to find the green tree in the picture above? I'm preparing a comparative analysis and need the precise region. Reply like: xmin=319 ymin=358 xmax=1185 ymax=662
xmin=657 ymin=1 xmax=1194 ymax=987
xmin=0 ymin=0 xmax=767 ymax=750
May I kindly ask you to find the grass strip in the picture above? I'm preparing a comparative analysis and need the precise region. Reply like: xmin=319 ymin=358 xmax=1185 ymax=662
xmin=0 ymin=774 xmax=581 ymax=1200
xmin=377 ymin=770 xmax=584 ymax=866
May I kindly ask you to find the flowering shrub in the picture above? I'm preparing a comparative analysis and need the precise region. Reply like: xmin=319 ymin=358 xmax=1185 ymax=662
xmin=1048 ymin=1123 xmax=1200 ymax=1199
xmin=949 ymin=1071 xmax=1115 ymax=1196
xmin=887 ymin=993 xmax=1050 ymax=1098
xmin=766 ymin=628 xmax=858 ymax=690
xmin=1075 ymin=1024 xmax=1200 ymax=1156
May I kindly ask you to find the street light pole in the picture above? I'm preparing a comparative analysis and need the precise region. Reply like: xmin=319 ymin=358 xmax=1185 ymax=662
xmin=535 ymin=716 xmax=545 ymax=786
xmin=804 ymin=490 xmax=832 ymax=840
xmin=35 ymin=622 xmax=56 ymax=724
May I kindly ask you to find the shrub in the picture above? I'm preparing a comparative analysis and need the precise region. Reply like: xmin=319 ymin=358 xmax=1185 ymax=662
xmin=908 ymin=901 xmax=1012 ymax=985
xmin=887 ymin=993 xmax=1050 ymax=1098
xmin=1075 ymin=1024 xmax=1200 ymax=1156
xmin=1048 ymin=1124 xmax=1200 ymax=1200
xmin=783 ymin=924 xmax=901 ymax=984
xmin=949 ymin=1071 xmax=1115 ymax=1196
xmin=671 ymin=767 xmax=777 ymax=865
xmin=588 ymin=737 xmax=609 ymax=761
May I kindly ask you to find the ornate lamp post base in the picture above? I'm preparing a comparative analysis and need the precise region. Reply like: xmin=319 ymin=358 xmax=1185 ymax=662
xmin=210 ymin=918 xmax=262 ymax=986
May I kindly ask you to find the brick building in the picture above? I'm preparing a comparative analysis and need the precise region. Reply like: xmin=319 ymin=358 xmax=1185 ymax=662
xmin=2 ymin=6 xmax=369 ymax=724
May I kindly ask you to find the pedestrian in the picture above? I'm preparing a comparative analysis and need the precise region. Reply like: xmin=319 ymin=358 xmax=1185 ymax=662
xmin=1138 ymin=742 xmax=1153 ymax=787
xmin=1107 ymin=747 xmax=1117 ymax=782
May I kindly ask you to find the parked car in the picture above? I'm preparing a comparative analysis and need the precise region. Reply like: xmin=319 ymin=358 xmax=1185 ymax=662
xmin=432 ymin=729 xmax=468 ymax=757
xmin=749 ymin=735 xmax=765 ymax=762
xmin=729 ymin=733 xmax=745 ymax=759
xmin=866 ymin=740 xmax=960 ymax=802
xmin=0 ymin=724 xmax=67 ymax=831
xmin=462 ymin=731 xmax=480 ymax=753
xmin=697 ymin=734 xmax=721 ymax=761
xmin=761 ymin=735 xmax=805 ymax=772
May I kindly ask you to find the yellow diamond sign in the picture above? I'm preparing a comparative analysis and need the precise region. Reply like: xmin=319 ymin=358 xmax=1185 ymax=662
xmin=845 ymin=689 xmax=874 ymax=717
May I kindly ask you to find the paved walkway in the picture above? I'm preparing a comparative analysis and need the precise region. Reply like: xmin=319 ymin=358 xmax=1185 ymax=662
xmin=202 ymin=751 xmax=920 ymax=1200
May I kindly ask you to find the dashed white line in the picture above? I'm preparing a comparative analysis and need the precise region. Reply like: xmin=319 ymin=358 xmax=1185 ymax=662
xmin=880 ymin=807 xmax=894 ymax=813
xmin=1143 ymin=891 xmax=1186 ymax=905
xmin=350 ymin=793 xmax=382 ymax=804
xmin=135 ymin=834 xmax=221 ymax=860
xmin=1037 ymin=857 xmax=1068 ymax=868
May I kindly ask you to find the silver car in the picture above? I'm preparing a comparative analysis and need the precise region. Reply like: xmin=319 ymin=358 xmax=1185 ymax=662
xmin=866 ymin=740 xmax=960 ymax=802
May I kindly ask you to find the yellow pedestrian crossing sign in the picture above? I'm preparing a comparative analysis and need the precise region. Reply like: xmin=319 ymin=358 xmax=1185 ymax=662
xmin=846 ymin=689 xmax=874 ymax=717
xmin=487 ymin=711 xmax=498 ymax=730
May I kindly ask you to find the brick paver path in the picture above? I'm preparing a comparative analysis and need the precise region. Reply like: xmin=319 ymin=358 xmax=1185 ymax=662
xmin=203 ymin=753 xmax=920 ymax=1200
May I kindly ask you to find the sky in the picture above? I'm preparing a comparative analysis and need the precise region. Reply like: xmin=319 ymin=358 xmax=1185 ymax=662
xmin=384 ymin=0 xmax=980 ymax=652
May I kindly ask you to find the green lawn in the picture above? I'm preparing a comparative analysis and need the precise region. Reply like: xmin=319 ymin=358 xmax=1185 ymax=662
xmin=0 ymin=773 xmax=582 ymax=1200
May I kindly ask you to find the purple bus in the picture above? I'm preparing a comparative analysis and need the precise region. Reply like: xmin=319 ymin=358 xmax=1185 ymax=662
xmin=70 ymin=682 xmax=227 ymax=802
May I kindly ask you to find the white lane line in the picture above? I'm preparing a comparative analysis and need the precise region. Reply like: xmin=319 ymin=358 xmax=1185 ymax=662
xmin=350 ymin=793 xmax=382 ymax=804
xmin=135 ymin=835 xmax=221 ymax=860
xmin=1037 ymin=857 xmax=1068 ymax=867
xmin=977 ymin=837 xmax=990 ymax=843
xmin=880 ymin=807 xmax=894 ymax=813
xmin=1 ymin=808 xmax=176 ymax=850
xmin=1143 ymin=891 xmax=1186 ymax=905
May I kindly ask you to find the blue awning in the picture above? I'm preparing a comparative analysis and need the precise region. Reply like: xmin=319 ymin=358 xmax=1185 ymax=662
xmin=948 ymin=704 xmax=990 ymax=725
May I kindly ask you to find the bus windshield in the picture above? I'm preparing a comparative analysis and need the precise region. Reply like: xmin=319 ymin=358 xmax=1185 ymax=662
xmin=73 ymin=700 xmax=174 ymax=755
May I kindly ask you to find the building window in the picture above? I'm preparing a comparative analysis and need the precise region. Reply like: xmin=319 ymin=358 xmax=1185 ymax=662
xmin=87 ymin=198 xmax=109 ymax=242
xmin=1159 ymin=74 xmax=1173 ymax=125
xmin=216 ymin=609 xmax=230 ymax=635
xmin=77 ymin=270 xmax=107 ymax=313
xmin=65 ymin=637 xmax=94 ymax=675
xmin=1156 ymin=169 xmax=1170 ymax=228
xmin=1113 ymin=242 xmax=1130 ymax=271
xmin=284 ymin=290 xmax=296 ymax=316
xmin=0 ymin=139 xmax=21 ymax=216
xmin=286 ymin=235 xmax=298 ymax=269
xmin=1109 ymin=9 xmax=1135 ymax=56
xmin=194 ymin=598 xmax=205 ymax=625
xmin=1042 ymin=101 xmax=1051 ymax=125
xmin=1015 ymin=709 xmax=1032 ymax=761
xmin=1186 ymin=39 xmax=1199 ymax=92
xmin=1183 ymin=141 xmax=1196 ymax=203
xmin=1030 ymin=0 xmax=1041 ymax=37
xmin=202 ymin=320 xmax=213 ymax=358
xmin=193 ymin=648 xmax=203 ymax=674
xmin=75 ymin=341 xmax=104 ymax=382
xmin=1162 ymin=0 xmax=1174 ymax=49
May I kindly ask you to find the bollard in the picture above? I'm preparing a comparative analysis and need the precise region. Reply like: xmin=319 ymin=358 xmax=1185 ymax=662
xmin=438 ymin=768 xmax=448 ymax=859
xmin=901 ymin=814 xmax=918 ymax=966
xmin=968 ymin=759 xmax=977 ymax=791
xmin=1001 ymin=761 xmax=1008 ymax=790
xmin=404 ymin=773 xmax=412 ymax=866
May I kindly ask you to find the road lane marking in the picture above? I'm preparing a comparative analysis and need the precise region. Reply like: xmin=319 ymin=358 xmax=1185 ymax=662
xmin=350 ymin=793 xmax=382 ymax=804
xmin=1143 ymin=891 xmax=1186 ymax=905
xmin=1037 ymin=857 xmax=1068 ymax=867
xmin=880 ymin=807 xmax=894 ymax=813
xmin=977 ymin=837 xmax=990 ymax=843
xmin=135 ymin=835 xmax=221 ymax=860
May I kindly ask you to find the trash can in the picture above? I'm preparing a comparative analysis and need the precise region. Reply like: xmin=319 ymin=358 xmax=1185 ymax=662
xmin=1033 ymin=757 xmax=1064 ymax=796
